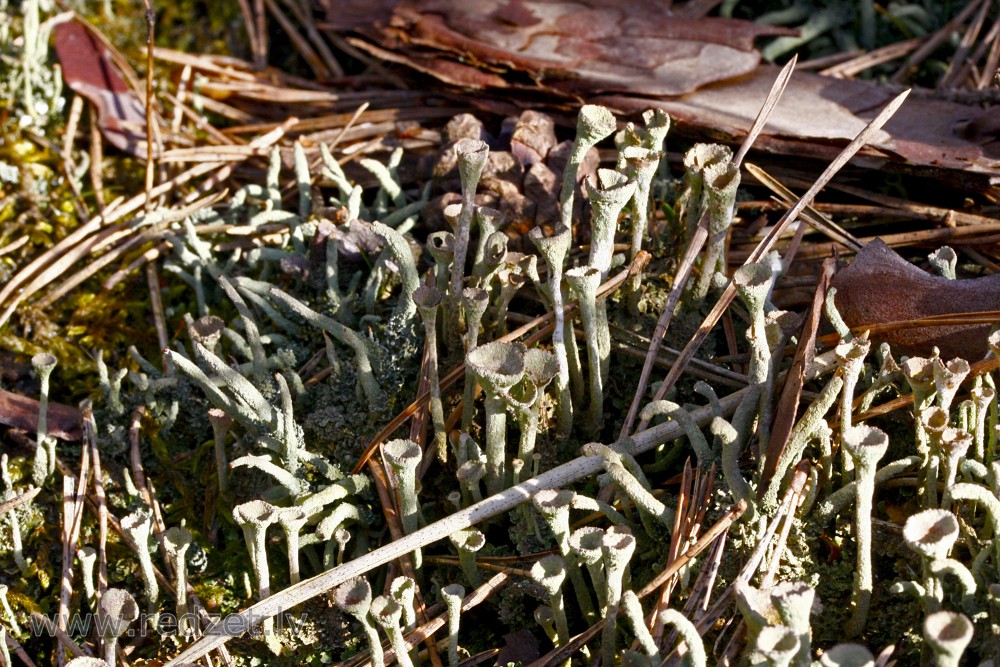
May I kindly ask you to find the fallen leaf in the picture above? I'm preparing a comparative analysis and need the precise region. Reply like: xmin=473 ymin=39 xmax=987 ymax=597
xmin=830 ymin=238 xmax=1000 ymax=360
xmin=53 ymin=17 xmax=149 ymax=157
xmin=0 ymin=388 xmax=82 ymax=441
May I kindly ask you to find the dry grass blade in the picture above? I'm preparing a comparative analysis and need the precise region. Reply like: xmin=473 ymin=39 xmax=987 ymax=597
xmin=610 ymin=327 xmax=749 ymax=389
xmin=81 ymin=405 xmax=109 ymax=599
xmin=0 ymin=120 xmax=295 ymax=327
xmin=939 ymin=0 xmax=991 ymax=89
xmin=689 ymin=460 xmax=810 ymax=644
xmin=733 ymin=54 xmax=797 ymax=170
xmin=820 ymin=37 xmax=922 ymax=78
xmin=636 ymin=89 xmax=910 ymax=431
xmin=265 ymin=0 xmax=329 ymax=78
xmin=3 ymin=631 xmax=39 ymax=667
xmin=364 ymin=458 xmax=444 ymax=667
xmin=36 ymin=190 xmax=228 ymax=309
xmin=28 ymin=613 xmax=88 ymax=659
xmin=163 ymin=387 xmax=747 ymax=666
xmin=744 ymin=163 xmax=862 ymax=251
xmin=651 ymin=462 xmax=716 ymax=643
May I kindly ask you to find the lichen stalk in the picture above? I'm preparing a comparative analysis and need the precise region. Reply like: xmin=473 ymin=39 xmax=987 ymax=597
xmin=449 ymin=528 xmax=485 ymax=587
xmin=413 ymin=286 xmax=447 ymax=461
xmin=31 ymin=352 xmax=57 ymax=486
xmin=450 ymin=139 xmax=489 ymax=300
xmin=940 ymin=428 xmax=972 ymax=510
xmin=566 ymin=266 xmax=605 ymax=430
xmin=560 ymin=105 xmax=617 ymax=231
xmin=442 ymin=584 xmax=465 ymax=667
xmin=161 ymin=526 xmax=193 ymax=638
xmin=207 ymin=408 xmax=232 ymax=497
xmin=1 ymin=455 xmax=29 ymax=574
xmin=77 ymin=546 xmax=97 ymax=610
xmin=730 ymin=263 xmax=775 ymax=452
xmin=531 ymin=490 xmax=596 ymax=623
xmin=98 ymin=589 xmax=138 ymax=667
xmin=276 ymin=507 xmax=308 ymax=586
xmin=921 ymin=406 xmax=948 ymax=509
xmin=601 ymin=525 xmax=636 ymax=667
xmin=711 ymin=417 xmax=755 ymax=521
xmin=372 ymin=220 xmax=419 ymax=320
xmin=621 ymin=590 xmax=659 ymax=660
xmin=268 ymin=288 xmax=384 ymax=409
xmin=120 ymin=509 xmax=159 ymax=610
xmin=460 ymin=287 xmax=490 ymax=432
xmin=466 ymin=341 xmax=526 ymax=494
xmin=506 ymin=349 xmax=557 ymax=478
xmin=753 ymin=626 xmax=800 ymax=667
xmin=770 ymin=581 xmax=814 ymax=667
xmin=622 ymin=145 xmax=661 ymax=302
xmin=334 ymin=578 xmax=384 ymax=667
xmin=934 ymin=357 xmax=970 ymax=415
xmin=842 ymin=425 xmax=890 ymax=636
xmin=640 ymin=400 xmax=713 ymax=467
xmin=587 ymin=169 xmax=637 ymax=379
xmin=583 ymin=443 xmax=674 ymax=528
xmin=427 ymin=231 xmax=454 ymax=294
xmin=923 ymin=611 xmax=973 ymax=667
xmin=384 ymin=439 xmax=423 ymax=565
xmin=569 ymin=527 xmax=608 ymax=612
xmin=530 ymin=555 xmax=570 ymax=646
xmin=529 ymin=225 xmax=573 ymax=434
xmin=692 ymin=159 xmax=740 ymax=302
xmin=971 ymin=384 xmax=995 ymax=460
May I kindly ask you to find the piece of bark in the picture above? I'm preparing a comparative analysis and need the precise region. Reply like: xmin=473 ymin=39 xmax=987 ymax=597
xmin=325 ymin=0 xmax=1000 ymax=185
xmin=0 ymin=389 xmax=82 ymax=441
xmin=831 ymin=238 xmax=1000 ymax=360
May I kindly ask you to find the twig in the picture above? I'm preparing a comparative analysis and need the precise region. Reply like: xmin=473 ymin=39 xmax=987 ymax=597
xmin=4 ymin=627 xmax=39 ymax=667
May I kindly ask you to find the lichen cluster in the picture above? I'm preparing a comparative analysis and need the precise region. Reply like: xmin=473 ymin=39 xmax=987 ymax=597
xmin=3 ymin=7 xmax=1000 ymax=667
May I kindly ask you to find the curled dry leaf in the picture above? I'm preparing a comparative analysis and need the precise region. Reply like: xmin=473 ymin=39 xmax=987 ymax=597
xmin=830 ymin=239 xmax=1000 ymax=360
xmin=53 ymin=18 xmax=149 ymax=157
